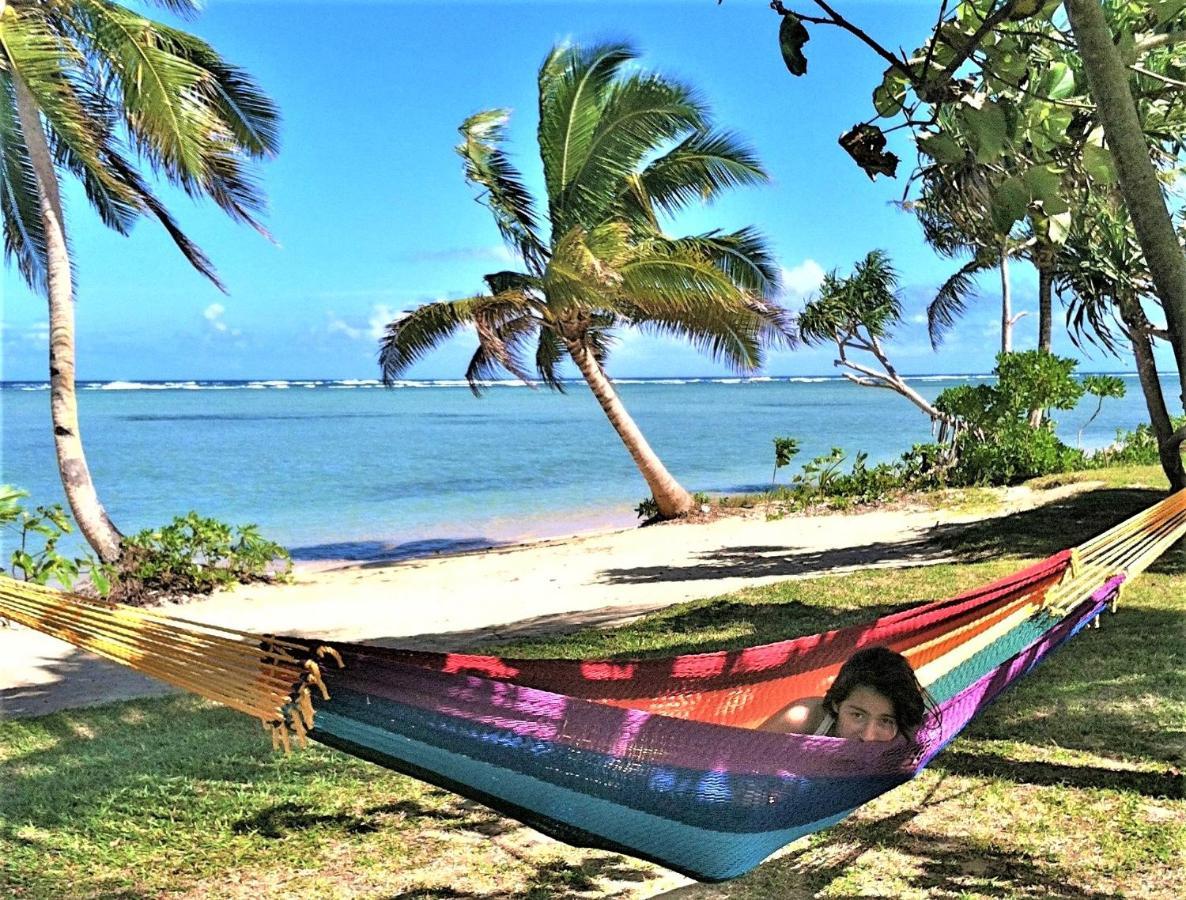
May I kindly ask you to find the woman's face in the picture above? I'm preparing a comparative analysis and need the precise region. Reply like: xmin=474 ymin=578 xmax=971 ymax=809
xmin=833 ymin=686 xmax=899 ymax=742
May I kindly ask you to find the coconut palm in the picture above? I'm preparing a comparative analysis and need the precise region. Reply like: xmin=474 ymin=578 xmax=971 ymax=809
xmin=378 ymin=42 xmax=788 ymax=518
xmin=911 ymin=158 xmax=1028 ymax=355
xmin=1054 ymin=195 xmax=1185 ymax=490
xmin=0 ymin=0 xmax=279 ymax=561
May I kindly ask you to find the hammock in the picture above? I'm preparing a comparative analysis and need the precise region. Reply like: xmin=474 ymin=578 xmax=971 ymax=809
xmin=2 ymin=490 xmax=1184 ymax=881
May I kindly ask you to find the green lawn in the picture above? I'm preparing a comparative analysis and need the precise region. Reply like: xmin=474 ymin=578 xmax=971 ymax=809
xmin=2 ymin=473 xmax=1183 ymax=899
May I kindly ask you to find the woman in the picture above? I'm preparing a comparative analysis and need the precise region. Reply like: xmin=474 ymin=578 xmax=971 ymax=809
xmin=759 ymin=646 xmax=933 ymax=742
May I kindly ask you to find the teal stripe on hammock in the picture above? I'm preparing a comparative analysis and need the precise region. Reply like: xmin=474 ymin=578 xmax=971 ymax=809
xmin=312 ymin=707 xmax=856 ymax=881
xmin=318 ymin=684 xmax=904 ymax=832
xmin=926 ymin=609 xmax=1063 ymax=706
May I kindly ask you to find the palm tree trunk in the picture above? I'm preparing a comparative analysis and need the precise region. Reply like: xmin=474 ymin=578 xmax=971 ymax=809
xmin=1119 ymin=299 xmax=1186 ymax=491
xmin=1036 ymin=261 xmax=1053 ymax=353
xmin=1028 ymin=259 xmax=1055 ymax=427
xmin=13 ymin=73 xmax=123 ymax=562
xmin=1065 ymin=0 xmax=1186 ymax=416
xmin=565 ymin=338 xmax=694 ymax=518
xmin=999 ymin=247 xmax=1012 ymax=355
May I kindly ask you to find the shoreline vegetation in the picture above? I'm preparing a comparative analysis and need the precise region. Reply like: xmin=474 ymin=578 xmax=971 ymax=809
xmin=2 ymin=468 xmax=1182 ymax=898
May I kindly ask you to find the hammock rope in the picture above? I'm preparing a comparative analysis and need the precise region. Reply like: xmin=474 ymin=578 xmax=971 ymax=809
xmin=1 ymin=488 xmax=1184 ymax=880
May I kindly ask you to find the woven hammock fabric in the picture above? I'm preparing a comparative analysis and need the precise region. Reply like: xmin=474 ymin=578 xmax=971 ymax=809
xmin=294 ymin=558 xmax=1120 ymax=880
xmin=1 ymin=489 xmax=1183 ymax=881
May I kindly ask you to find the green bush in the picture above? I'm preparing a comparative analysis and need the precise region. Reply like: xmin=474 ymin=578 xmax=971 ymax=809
xmin=951 ymin=422 xmax=1086 ymax=485
xmin=0 ymin=485 xmax=101 ymax=592
xmin=935 ymin=351 xmax=1090 ymax=485
xmin=103 ymin=512 xmax=291 ymax=604
xmin=1088 ymin=414 xmax=1186 ymax=467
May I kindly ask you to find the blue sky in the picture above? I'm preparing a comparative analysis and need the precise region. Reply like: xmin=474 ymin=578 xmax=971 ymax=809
xmin=0 ymin=0 xmax=1168 ymax=380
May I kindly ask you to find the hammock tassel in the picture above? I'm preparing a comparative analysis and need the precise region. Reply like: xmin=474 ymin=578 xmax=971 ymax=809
xmin=304 ymin=660 xmax=331 ymax=700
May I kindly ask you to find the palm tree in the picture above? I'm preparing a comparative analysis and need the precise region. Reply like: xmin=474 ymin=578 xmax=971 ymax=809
xmin=911 ymin=159 xmax=1027 ymax=356
xmin=1055 ymin=196 xmax=1185 ymax=490
xmin=378 ymin=42 xmax=788 ymax=518
xmin=0 ymin=0 xmax=279 ymax=561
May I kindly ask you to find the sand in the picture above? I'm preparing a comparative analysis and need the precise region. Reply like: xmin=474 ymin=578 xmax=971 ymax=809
xmin=0 ymin=482 xmax=1092 ymax=718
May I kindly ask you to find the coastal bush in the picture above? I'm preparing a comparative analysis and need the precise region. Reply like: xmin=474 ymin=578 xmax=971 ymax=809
xmin=934 ymin=351 xmax=1089 ymax=485
xmin=1087 ymin=414 xmax=1186 ymax=467
xmin=102 ymin=512 xmax=291 ymax=604
xmin=0 ymin=485 xmax=103 ymax=594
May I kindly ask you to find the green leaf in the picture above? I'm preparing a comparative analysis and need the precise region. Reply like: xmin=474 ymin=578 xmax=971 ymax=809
xmin=872 ymin=70 xmax=909 ymax=117
xmin=1039 ymin=62 xmax=1075 ymax=101
xmin=1023 ymin=164 xmax=1063 ymax=205
xmin=779 ymin=14 xmax=810 ymax=77
xmin=963 ymin=101 xmax=1009 ymax=163
xmin=918 ymin=132 xmax=964 ymax=164
xmin=1082 ymin=144 xmax=1116 ymax=184
xmin=990 ymin=176 xmax=1028 ymax=233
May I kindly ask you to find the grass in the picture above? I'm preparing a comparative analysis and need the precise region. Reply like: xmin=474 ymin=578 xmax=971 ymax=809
xmin=2 ymin=473 xmax=1183 ymax=898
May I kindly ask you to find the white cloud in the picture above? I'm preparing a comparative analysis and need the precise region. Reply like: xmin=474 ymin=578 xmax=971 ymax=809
xmin=779 ymin=259 xmax=826 ymax=314
xmin=203 ymin=303 xmax=241 ymax=337
xmin=909 ymin=313 xmax=928 ymax=325
xmin=0 ymin=320 xmax=50 ymax=344
xmin=326 ymin=312 xmax=362 ymax=340
xmin=326 ymin=302 xmax=421 ymax=342
xmin=367 ymin=304 xmax=400 ymax=340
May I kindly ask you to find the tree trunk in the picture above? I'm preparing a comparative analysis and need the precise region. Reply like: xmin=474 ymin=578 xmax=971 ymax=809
xmin=1036 ymin=261 xmax=1053 ymax=353
xmin=565 ymin=337 xmax=694 ymax=518
xmin=1119 ymin=300 xmax=1186 ymax=491
xmin=1065 ymin=0 xmax=1186 ymax=417
xmin=1028 ymin=259 xmax=1055 ymax=427
xmin=999 ymin=248 xmax=1012 ymax=355
xmin=13 ymin=73 xmax=123 ymax=562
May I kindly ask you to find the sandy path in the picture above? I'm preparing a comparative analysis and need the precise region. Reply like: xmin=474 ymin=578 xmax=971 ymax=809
xmin=0 ymin=484 xmax=1084 ymax=718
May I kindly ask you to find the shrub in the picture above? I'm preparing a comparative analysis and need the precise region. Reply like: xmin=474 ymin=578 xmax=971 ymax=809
xmin=0 ymin=486 xmax=101 ymax=593
xmin=103 ymin=512 xmax=291 ymax=604
xmin=1088 ymin=414 xmax=1186 ymax=467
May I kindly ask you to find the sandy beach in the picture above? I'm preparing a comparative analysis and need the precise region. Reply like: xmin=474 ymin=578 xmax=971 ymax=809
xmin=0 ymin=482 xmax=1093 ymax=719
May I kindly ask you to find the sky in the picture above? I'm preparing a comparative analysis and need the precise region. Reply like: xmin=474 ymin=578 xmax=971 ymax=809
xmin=0 ymin=0 xmax=1172 ymax=381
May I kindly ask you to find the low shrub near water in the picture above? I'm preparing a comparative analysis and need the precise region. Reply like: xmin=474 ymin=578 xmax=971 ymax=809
xmin=1 ymin=489 xmax=290 ymax=606
xmin=103 ymin=512 xmax=291 ymax=603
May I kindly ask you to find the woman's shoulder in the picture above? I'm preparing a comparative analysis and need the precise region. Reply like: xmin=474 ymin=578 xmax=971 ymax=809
xmin=758 ymin=697 xmax=829 ymax=734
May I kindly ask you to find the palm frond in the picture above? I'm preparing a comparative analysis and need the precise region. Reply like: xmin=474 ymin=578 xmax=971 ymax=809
xmin=465 ymin=309 xmax=539 ymax=394
xmin=378 ymin=298 xmax=481 ymax=384
xmin=136 ymin=0 xmax=203 ymax=18
xmin=634 ymin=302 xmax=766 ymax=372
xmin=584 ymin=311 xmax=618 ymax=364
xmin=103 ymin=146 xmax=223 ymax=289
xmin=533 ymin=324 xmax=569 ymax=391
xmin=63 ymin=0 xmax=277 ymax=232
xmin=537 ymin=41 xmax=636 ymax=207
xmin=543 ymin=225 xmax=624 ymax=310
xmin=458 ymin=109 xmax=545 ymax=271
xmin=659 ymin=227 xmax=779 ymax=296
xmin=0 ymin=75 xmax=49 ymax=292
xmin=928 ymin=257 xmax=989 ymax=349
xmin=614 ymin=242 xmax=744 ymax=314
xmin=0 ymin=7 xmax=115 ymax=190
xmin=619 ymin=129 xmax=766 ymax=223
xmin=554 ymin=70 xmax=705 ymax=230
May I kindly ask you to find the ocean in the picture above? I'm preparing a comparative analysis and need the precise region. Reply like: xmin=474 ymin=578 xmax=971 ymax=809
xmin=0 ymin=374 xmax=1174 ymax=563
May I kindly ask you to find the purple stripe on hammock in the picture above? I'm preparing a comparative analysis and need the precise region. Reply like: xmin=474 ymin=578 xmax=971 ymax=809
xmin=320 ymin=576 xmax=1123 ymax=782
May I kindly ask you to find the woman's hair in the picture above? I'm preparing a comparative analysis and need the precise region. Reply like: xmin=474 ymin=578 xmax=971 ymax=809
xmin=822 ymin=646 xmax=935 ymax=737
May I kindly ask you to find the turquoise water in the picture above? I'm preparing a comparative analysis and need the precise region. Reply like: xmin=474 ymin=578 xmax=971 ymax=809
xmin=0 ymin=375 xmax=1174 ymax=562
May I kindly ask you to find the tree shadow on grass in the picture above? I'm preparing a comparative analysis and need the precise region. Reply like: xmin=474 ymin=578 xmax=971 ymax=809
xmin=600 ymin=487 xmax=1181 ymax=586
xmin=932 ymin=749 xmax=1183 ymax=798
xmin=661 ymin=787 xmax=1123 ymax=900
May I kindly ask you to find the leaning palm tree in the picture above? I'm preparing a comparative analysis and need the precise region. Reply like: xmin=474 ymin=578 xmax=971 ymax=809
xmin=0 ymin=0 xmax=279 ymax=561
xmin=378 ymin=42 xmax=788 ymax=518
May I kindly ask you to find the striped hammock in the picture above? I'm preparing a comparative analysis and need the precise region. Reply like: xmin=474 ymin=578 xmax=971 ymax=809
xmin=1 ymin=490 xmax=1184 ymax=881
